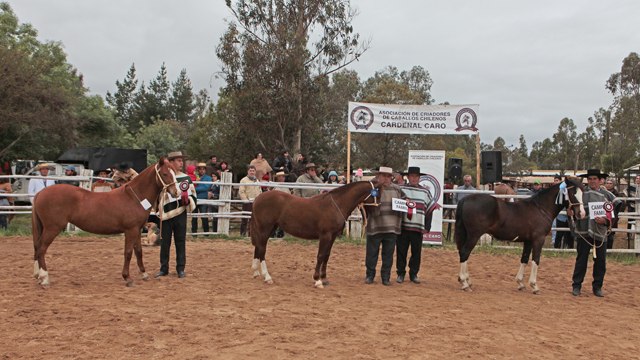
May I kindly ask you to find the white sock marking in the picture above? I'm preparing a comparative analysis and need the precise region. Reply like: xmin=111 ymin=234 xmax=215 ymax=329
xmin=529 ymin=262 xmax=539 ymax=293
xmin=516 ymin=263 xmax=527 ymax=289
xmin=34 ymin=261 xmax=40 ymax=278
xmin=260 ymin=260 xmax=272 ymax=283
xmin=37 ymin=268 xmax=50 ymax=286
xmin=252 ymin=258 xmax=261 ymax=278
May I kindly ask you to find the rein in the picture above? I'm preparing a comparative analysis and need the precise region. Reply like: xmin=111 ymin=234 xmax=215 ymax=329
xmin=154 ymin=164 xmax=178 ymax=237
xmin=329 ymin=193 xmax=348 ymax=229
xmin=533 ymin=197 xmax=553 ymax=223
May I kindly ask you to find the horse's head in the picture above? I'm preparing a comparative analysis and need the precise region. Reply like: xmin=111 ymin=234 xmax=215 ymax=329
xmin=563 ymin=176 xmax=586 ymax=219
xmin=361 ymin=178 xmax=386 ymax=206
xmin=156 ymin=157 xmax=180 ymax=198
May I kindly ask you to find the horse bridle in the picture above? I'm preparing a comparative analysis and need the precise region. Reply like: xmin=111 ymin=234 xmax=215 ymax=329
xmin=155 ymin=164 xmax=178 ymax=190
xmin=361 ymin=181 xmax=380 ymax=207
xmin=154 ymin=164 xmax=180 ymax=236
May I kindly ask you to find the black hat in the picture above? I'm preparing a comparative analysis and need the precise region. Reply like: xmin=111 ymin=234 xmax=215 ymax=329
xmin=579 ymin=169 xmax=609 ymax=179
xmin=401 ymin=166 xmax=425 ymax=176
xmin=115 ymin=161 xmax=133 ymax=172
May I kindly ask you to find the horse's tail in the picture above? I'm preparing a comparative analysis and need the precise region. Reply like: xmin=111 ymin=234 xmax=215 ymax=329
xmin=32 ymin=202 xmax=43 ymax=257
xmin=454 ymin=198 xmax=467 ymax=251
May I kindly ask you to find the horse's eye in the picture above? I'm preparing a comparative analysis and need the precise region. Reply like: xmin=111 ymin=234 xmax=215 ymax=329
xmin=163 ymin=173 xmax=167 ymax=176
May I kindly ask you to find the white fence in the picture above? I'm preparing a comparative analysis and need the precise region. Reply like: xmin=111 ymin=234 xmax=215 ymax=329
xmin=2 ymin=173 xmax=638 ymax=253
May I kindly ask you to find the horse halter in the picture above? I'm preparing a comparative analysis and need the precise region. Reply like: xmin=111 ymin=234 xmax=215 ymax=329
xmin=361 ymin=180 xmax=381 ymax=207
xmin=155 ymin=164 xmax=178 ymax=190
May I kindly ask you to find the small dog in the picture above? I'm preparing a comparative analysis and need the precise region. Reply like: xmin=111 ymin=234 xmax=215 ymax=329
xmin=142 ymin=222 xmax=161 ymax=246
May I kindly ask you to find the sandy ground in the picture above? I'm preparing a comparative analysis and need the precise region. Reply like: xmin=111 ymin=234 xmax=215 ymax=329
xmin=1 ymin=235 xmax=639 ymax=359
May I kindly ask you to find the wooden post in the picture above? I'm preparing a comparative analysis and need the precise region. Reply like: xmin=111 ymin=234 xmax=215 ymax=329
xmin=346 ymin=131 xmax=351 ymax=185
xmin=476 ymin=132 xmax=481 ymax=188
xmin=219 ymin=172 xmax=232 ymax=236
xmin=346 ymin=131 xmax=352 ymax=237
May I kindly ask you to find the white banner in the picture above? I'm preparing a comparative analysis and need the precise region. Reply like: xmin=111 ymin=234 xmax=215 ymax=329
xmin=408 ymin=150 xmax=445 ymax=245
xmin=348 ymin=102 xmax=479 ymax=135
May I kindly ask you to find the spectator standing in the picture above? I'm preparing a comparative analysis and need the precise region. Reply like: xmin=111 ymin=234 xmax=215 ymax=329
xmin=250 ymin=152 xmax=273 ymax=181
xmin=154 ymin=151 xmax=196 ymax=279
xmin=453 ymin=175 xmax=475 ymax=205
xmin=208 ymin=172 xmax=220 ymax=233
xmin=28 ymin=164 xmax=56 ymax=204
xmin=294 ymin=163 xmax=324 ymax=198
xmin=217 ymin=160 xmax=232 ymax=177
xmin=528 ymin=180 xmax=543 ymax=195
xmin=0 ymin=172 xmax=14 ymax=230
xmin=568 ymin=169 xmax=622 ymax=297
xmin=206 ymin=155 xmax=220 ymax=177
xmin=396 ymin=167 xmax=434 ymax=284
xmin=551 ymin=176 xmax=572 ymax=249
xmin=91 ymin=170 xmax=114 ymax=193
xmin=604 ymin=178 xmax=620 ymax=249
xmin=58 ymin=165 xmax=80 ymax=187
xmin=272 ymin=150 xmax=292 ymax=174
xmin=292 ymin=153 xmax=308 ymax=177
xmin=112 ymin=161 xmax=138 ymax=188
xmin=192 ymin=163 xmax=212 ymax=237
xmin=325 ymin=171 xmax=340 ymax=184
xmin=364 ymin=166 xmax=406 ymax=286
xmin=239 ymin=165 xmax=261 ymax=236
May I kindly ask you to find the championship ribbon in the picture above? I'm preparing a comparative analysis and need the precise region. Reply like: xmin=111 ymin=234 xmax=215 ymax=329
xmin=406 ymin=200 xmax=416 ymax=221
xmin=179 ymin=181 xmax=190 ymax=206
xmin=603 ymin=201 xmax=614 ymax=223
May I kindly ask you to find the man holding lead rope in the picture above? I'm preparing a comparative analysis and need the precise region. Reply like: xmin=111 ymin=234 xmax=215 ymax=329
xmin=567 ymin=169 xmax=622 ymax=297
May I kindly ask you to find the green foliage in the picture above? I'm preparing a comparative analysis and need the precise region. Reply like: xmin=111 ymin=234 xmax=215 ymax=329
xmin=136 ymin=120 xmax=188 ymax=165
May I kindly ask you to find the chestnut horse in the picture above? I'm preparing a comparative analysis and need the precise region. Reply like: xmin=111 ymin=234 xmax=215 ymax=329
xmin=250 ymin=180 xmax=385 ymax=288
xmin=31 ymin=157 xmax=180 ymax=288
xmin=455 ymin=177 xmax=586 ymax=294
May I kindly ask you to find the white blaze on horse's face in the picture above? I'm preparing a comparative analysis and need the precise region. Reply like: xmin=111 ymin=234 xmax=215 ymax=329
xmin=574 ymin=187 xmax=586 ymax=219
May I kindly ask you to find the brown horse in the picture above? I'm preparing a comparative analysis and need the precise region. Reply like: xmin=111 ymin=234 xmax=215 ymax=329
xmin=250 ymin=180 xmax=385 ymax=288
xmin=455 ymin=177 xmax=586 ymax=294
xmin=494 ymin=184 xmax=517 ymax=202
xmin=31 ymin=157 xmax=180 ymax=288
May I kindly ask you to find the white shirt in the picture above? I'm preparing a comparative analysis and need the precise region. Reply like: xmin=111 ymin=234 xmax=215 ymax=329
xmin=28 ymin=177 xmax=56 ymax=204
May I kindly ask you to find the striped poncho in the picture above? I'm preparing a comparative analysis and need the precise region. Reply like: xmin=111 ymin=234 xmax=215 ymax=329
xmin=157 ymin=172 xmax=197 ymax=221
xmin=398 ymin=184 xmax=436 ymax=233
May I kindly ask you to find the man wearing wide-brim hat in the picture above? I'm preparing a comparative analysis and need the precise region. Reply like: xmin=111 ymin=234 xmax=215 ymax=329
xmin=395 ymin=166 xmax=436 ymax=284
xmin=294 ymin=163 xmax=324 ymax=198
xmin=112 ymin=160 xmax=138 ymax=188
xmin=568 ymin=169 xmax=622 ymax=297
xmin=155 ymin=151 xmax=197 ymax=279
xmin=28 ymin=164 xmax=56 ymax=204
xmin=364 ymin=166 xmax=406 ymax=286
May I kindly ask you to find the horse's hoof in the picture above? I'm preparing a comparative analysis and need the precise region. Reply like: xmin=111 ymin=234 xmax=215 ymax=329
xmin=141 ymin=273 xmax=150 ymax=280
xmin=265 ymin=279 xmax=273 ymax=285
xmin=315 ymin=283 xmax=324 ymax=289
xmin=462 ymin=286 xmax=472 ymax=292
xmin=126 ymin=282 xmax=135 ymax=287
xmin=322 ymin=281 xmax=330 ymax=286
xmin=518 ymin=286 xmax=527 ymax=291
xmin=532 ymin=289 xmax=540 ymax=295
xmin=40 ymin=284 xmax=50 ymax=290
xmin=253 ymin=274 xmax=260 ymax=279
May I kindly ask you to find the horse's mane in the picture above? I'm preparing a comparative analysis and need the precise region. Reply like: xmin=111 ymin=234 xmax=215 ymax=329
xmin=316 ymin=180 xmax=371 ymax=199
xmin=522 ymin=183 xmax=558 ymax=203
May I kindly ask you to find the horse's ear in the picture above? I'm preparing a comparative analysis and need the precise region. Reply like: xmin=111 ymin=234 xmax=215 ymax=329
xmin=158 ymin=156 xmax=166 ymax=165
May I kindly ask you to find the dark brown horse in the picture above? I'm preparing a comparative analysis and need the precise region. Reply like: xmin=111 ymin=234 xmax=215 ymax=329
xmin=32 ymin=157 xmax=180 ymax=288
xmin=250 ymin=180 xmax=385 ymax=288
xmin=455 ymin=177 xmax=586 ymax=294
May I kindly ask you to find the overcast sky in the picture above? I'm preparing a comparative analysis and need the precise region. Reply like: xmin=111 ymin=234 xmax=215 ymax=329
xmin=10 ymin=0 xmax=640 ymax=147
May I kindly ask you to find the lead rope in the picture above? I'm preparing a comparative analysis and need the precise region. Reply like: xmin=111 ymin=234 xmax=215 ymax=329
xmin=154 ymin=164 xmax=177 ymax=240
xmin=329 ymin=193 xmax=348 ymax=229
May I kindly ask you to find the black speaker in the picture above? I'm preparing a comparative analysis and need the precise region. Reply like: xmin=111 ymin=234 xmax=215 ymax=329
xmin=448 ymin=158 xmax=463 ymax=180
xmin=481 ymin=151 xmax=502 ymax=184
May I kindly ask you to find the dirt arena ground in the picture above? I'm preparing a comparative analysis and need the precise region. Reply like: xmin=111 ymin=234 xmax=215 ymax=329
xmin=1 ymin=235 xmax=639 ymax=359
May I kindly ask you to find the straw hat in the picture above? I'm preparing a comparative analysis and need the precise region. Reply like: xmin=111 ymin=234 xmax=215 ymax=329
xmin=274 ymin=171 xmax=287 ymax=178
xmin=372 ymin=166 xmax=395 ymax=175
xmin=35 ymin=163 xmax=55 ymax=171
xmin=167 ymin=151 xmax=190 ymax=160
xmin=196 ymin=162 xmax=207 ymax=169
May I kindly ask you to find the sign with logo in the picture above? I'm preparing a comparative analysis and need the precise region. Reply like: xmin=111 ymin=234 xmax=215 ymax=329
xmin=348 ymin=102 xmax=479 ymax=135
xmin=408 ymin=150 xmax=445 ymax=245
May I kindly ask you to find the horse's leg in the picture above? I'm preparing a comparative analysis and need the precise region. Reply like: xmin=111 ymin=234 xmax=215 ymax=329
xmin=253 ymin=231 xmax=273 ymax=284
xmin=34 ymin=228 xmax=61 ymax=289
xmin=252 ymin=247 xmax=261 ymax=278
xmin=458 ymin=233 xmax=480 ymax=291
xmin=132 ymin=230 xmax=149 ymax=281
xmin=312 ymin=235 xmax=333 ymax=288
xmin=528 ymin=241 xmax=543 ymax=295
xmin=122 ymin=231 xmax=137 ymax=287
xmin=320 ymin=238 xmax=336 ymax=286
xmin=516 ymin=241 xmax=532 ymax=291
